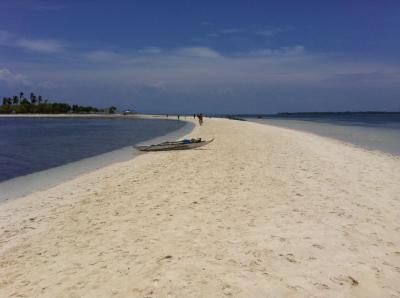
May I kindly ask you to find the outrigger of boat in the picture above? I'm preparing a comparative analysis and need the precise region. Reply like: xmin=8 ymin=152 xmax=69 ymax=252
xmin=136 ymin=138 xmax=214 ymax=152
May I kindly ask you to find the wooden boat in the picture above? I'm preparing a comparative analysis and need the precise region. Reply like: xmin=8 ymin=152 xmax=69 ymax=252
xmin=136 ymin=138 xmax=214 ymax=152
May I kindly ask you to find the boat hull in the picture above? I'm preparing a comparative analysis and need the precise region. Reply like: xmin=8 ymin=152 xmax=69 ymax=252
xmin=136 ymin=139 xmax=214 ymax=152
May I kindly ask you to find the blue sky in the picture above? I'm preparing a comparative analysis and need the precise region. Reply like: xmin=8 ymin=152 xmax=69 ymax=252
xmin=1 ymin=0 xmax=399 ymax=113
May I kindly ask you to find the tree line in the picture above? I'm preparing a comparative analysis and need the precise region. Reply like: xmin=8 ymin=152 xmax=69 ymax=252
xmin=1 ymin=92 xmax=117 ymax=114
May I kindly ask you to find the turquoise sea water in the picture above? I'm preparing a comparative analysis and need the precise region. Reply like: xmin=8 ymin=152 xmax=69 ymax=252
xmin=247 ymin=114 xmax=400 ymax=156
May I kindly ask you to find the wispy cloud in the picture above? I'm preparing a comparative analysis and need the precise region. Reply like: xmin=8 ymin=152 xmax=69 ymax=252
xmin=147 ymin=81 xmax=167 ymax=91
xmin=248 ymin=45 xmax=305 ymax=56
xmin=4 ymin=42 xmax=400 ymax=113
xmin=16 ymin=39 xmax=65 ymax=53
xmin=0 ymin=30 xmax=65 ymax=53
xmin=76 ymin=47 xmax=162 ymax=64
xmin=204 ymin=25 xmax=286 ymax=41
xmin=326 ymin=72 xmax=400 ymax=84
xmin=220 ymin=28 xmax=244 ymax=34
xmin=255 ymin=26 xmax=284 ymax=37
xmin=0 ymin=68 xmax=30 ymax=86
xmin=172 ymin=47 xmax=220 ymax=58
xmin=83 ymin=50 xmax=123 ymax=62
xmin=206 ymin=32 xmax=219 ymax=38
xmin=48 ymin=44 xmax=313 ymax=88
xmin=82 ymin=46 xmax=220 ymax=63
xmin=67 ymin=44 xmax=400 ymax=92
xmin=138 ymin=47 xmax=162 ymax=54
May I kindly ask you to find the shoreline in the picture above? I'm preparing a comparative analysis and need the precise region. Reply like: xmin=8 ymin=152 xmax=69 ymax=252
xmin=246 ymin=118 xmax=400 ymax=157
xmin=0 ymin=117 xmax=196 ymax=202
xmin=0 ymin=118 xmax=399 ymax=297
xmin=0 ymin=113 xmax=186 ymax=120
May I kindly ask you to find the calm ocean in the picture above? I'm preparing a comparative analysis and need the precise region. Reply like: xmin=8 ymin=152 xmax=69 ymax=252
xmin=247 ymin=114 xmax=400 ymax=156
xmin=0 ymin=117 xmax=187 ymax=182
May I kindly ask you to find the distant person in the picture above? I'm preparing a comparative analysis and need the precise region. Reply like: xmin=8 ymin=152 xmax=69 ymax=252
xmin=198 ymin=113 xmax=203 ymax=126
xmin=193 ymin=114 xmax=196 ymax=119
xmin=178 ymin=115 xmax=180 ymax=120
xmin=166 ymin=114 xmax=169 ymax=118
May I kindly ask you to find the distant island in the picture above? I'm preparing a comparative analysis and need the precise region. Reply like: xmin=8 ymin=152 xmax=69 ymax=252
xmin=276 ymin=111 xmax=400 ymax=116
xmin=1 ymin=92 xmax=117 ymax=114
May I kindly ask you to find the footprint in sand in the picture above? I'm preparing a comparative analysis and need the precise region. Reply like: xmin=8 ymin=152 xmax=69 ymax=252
xmin=222 ymin=284 xmax=235 ymax=296
xmin=313 ymin=282 xmax=330 ymax=290
xmin=330 ymin=275 xmax=359 ymax=286
xmin=312 ymin=244 xmax=324 ymax=249
xmin=157 ymin=255 xmax=173 ymax=264
xmin=279 ymin=253 xmax=297 ymax=263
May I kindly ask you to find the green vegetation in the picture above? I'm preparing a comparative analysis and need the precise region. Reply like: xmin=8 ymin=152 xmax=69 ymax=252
xmin=1 ymin=92 xmax=117 ymax=114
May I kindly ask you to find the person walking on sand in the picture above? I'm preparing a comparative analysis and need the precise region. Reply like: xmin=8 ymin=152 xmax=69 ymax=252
xmin=198 ymin=113 xmax=203 ymax=126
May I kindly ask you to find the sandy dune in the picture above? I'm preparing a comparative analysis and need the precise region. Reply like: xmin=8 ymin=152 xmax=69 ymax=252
xmin=0 ymin=118 xmax=399 ymax=297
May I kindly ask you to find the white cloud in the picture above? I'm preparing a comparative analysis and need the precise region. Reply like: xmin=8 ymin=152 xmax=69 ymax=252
xmin=11 ymin=44 xmax=400 ymax=113
xmin=0 ymin=30 xmax=65 ymax=53
xmin=16 ymin=38 xmax=65 ymax=53
xmin=256 ymin=27 xmax=284 ymax=37
xmin=138 ymin=47 xmax=161 ymax=54
xmin=207 ymin=32 xmax=219 ymax=38
xmin=83 ymin=47 xmax=162 ymax=63
xmin=220 ymin=28 xmax=244 ymax=34
xmin=81 ymin=47 xmax=220 ymax=64
xmin=147 ymin=81 xmax=167 ymax=91
xmin=0 ymin=68 xmax=30 ymax=86
xmin=248 ymin=45 xmax=304 ymax=56
xmin=172 ymin=47 xmax=220 ymax=58
xmin=83 ymin=50 xmax=123 ymax=62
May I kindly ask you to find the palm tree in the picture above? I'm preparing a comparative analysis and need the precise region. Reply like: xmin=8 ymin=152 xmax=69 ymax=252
xmin=19 ymin=92 xmax=24 ymax=101
xmin=13 ymin=95 xmax=19 ymax=105
xmin=30 ymin=92 xmax=37 ymax=105
xmin=38 ymin=95 xmax=43 ymax=104
xmin=2 ymin=97 xmax=8 ymax=106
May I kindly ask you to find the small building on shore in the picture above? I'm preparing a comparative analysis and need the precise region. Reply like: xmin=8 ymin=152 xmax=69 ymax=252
xmin=123 ymin=109 xmax=135 ymax=115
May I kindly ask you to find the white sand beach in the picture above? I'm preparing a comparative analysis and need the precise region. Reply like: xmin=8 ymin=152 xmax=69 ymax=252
xmin=0 ymin=118 xmax=399 ymax=297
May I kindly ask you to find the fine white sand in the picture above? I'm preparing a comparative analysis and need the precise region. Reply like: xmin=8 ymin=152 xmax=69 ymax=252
xmin=0 ymin=118 xmax=399 ymax=297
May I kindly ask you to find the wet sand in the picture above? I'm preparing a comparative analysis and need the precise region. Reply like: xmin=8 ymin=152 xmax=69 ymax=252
xmin=0 ymin=118 xmax=399 ymax=297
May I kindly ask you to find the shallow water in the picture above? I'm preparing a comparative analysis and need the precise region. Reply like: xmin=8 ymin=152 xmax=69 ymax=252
xmin=247 ymin=114 xmax=400 ymax=156
xmin=0 ymin=117 xmax=187 ymax=182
